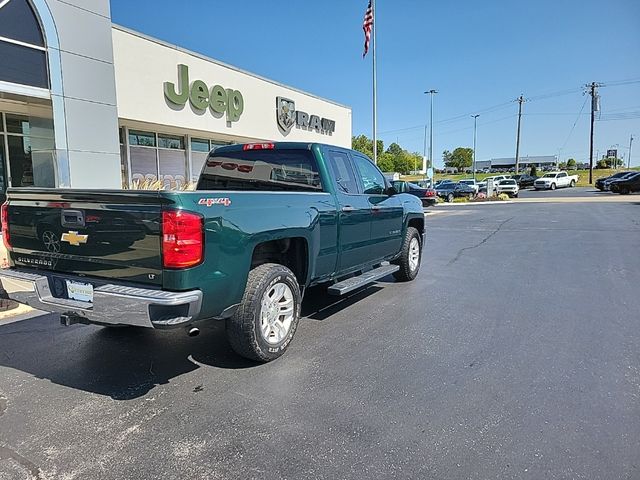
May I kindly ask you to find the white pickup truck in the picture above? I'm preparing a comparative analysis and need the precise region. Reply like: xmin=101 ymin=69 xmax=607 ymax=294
xmin=533 ymin=171 xmax=578 ymax=190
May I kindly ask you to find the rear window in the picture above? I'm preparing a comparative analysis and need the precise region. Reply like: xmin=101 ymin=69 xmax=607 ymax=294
xmin=196 ymin=149 xmax=322 ymax=192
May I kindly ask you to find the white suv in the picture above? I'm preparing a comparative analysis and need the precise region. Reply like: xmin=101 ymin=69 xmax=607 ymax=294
xmin=495 ymin=179 xmax=519 ymax=197
xmin=458 ymin=179 xmax=479 ymax=194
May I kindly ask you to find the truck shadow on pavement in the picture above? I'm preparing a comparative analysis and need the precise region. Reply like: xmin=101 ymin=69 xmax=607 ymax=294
xmin=0 ymin=281 xmax=390 ymax=400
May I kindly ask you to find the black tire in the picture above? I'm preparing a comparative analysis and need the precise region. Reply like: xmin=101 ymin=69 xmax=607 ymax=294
xmin=620 ymin=187 xmax=630 ymax=195
xmin=226 ymin=263 xmax=301 ymax=362
xmin=550 ymin=183 xmax=556 ymax=190
xmin=447 ymin=193 xmax=454 ymax=202
xmin=514 ymin=192 xmax=519 ymax=198
xmin=392 ymin=227 xmax=422 ymax=282
xmin=570 ymin=180 xmax=576 ymax=187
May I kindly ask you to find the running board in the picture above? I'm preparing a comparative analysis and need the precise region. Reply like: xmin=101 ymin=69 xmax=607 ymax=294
xmin=327 ymin=264 xmax=399 ymax=296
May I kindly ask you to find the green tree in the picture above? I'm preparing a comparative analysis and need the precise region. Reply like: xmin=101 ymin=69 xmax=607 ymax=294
xmin=396 ymin=151 xmax=418 ymax=174
xmin=377 ymin=152 xmax=395 ymax=172
xmin=596 ymin=159 xmax=608 ymax=169
xmin=351 ymin=135 xmax=383 ymax=160
xmin=386 ymin=142 xmax=403 ymax=157
xmin=443 ymin=147 xmax=473 ymax=171
xmin=566 ymin=158 xmax=576 ymax=169
xmin=558 ymin=162 xmax=567 ymax=170
xmin=530 ymin=165 xmax=538 ymax=177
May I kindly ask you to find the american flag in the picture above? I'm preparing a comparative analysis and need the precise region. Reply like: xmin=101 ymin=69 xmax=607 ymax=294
xmin=362 ymin=1 xmax=374 ymax=58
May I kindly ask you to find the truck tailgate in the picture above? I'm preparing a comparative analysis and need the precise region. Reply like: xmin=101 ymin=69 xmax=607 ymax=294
xmin=4 ymin=189 xmax=169 ymax=287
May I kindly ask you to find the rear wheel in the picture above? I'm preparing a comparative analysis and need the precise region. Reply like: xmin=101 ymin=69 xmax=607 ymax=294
xmin=570 ymin=180 xmax=576 ymax=187
xmin=392 ymin=227 xmax=422 ymax=282
xmin=226 ymin=263 xmax=301 ymax=362
xmin=620 ymin=187 xmax=630 ymax=195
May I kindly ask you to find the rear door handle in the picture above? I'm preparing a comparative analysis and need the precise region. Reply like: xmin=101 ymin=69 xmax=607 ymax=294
xmin=342 ymin=206 xmax=355 ymax=212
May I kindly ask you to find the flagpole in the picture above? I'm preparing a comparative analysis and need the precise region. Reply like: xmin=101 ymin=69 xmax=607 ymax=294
xmin=372 ymin=0 xmax=377 ymax=165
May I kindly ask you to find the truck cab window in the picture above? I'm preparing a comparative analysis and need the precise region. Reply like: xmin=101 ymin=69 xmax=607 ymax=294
xmin=197 ymin=149 xmax=322 ymax=192
xmin=353 ymin=155 xmax=385 ymax=195
xmin=326 ymin=151 xmax=359 ymax=194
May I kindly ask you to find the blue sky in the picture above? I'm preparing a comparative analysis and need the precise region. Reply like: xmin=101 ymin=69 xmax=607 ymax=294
xmin=110 ymin=0 xmax=640 ymax=167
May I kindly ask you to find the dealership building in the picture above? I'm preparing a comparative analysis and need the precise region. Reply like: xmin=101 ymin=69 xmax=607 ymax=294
xmin=0 ymin=0 xmax=352 ymax=193
xmin=475 ymin=155 xmax=558 ymax=171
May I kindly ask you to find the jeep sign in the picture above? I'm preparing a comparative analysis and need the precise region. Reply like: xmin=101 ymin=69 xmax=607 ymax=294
xmin=276 ymin=97 xmax=335 ymax=136
xmin=164 ymin=64 xmax=244 ymax=122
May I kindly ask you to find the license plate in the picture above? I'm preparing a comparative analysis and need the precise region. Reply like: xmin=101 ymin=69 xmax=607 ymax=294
xmin=66 ymin=280 xmax=94 ymax=303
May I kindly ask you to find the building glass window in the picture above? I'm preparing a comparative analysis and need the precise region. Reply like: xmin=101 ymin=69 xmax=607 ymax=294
xmin=0 ymin=0 xmax=45 ymax=46
xmin=158 ymin=134 xmax=187 ymax=189
xmin=0 ymin=138 xmax=7 ymax=199
xmin=190 ymin=139 xmax=230 ymax=182
xmin=0 ymin=0 xmax=48 ymax=89
xmin=127 ymin=130 xmax=188 ymax=188
xmin=190 ymin=138 xmax=210 ymax=182
xmin=119 ymin=127 xmax=128 ymax=187
xmin=129 ymin=130 xmax=156 ymax=147
xmin=2 ymin=113 xmax=55 ymax=189
xmin=158 ymin=134 xmax=184 ymax=150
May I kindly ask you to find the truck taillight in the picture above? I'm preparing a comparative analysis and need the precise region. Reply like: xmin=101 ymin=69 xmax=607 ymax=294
xmin=1 ymin=201 xmax=9 ymax=249
xmin=243 ymin=143 xmax=274 ymax=151
xmin=162 ymin=210 xmax=203 ymax=269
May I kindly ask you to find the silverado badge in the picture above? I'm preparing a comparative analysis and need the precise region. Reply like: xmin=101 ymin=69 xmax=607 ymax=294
xmin=61 ymin=231 xmax=88 ymax=246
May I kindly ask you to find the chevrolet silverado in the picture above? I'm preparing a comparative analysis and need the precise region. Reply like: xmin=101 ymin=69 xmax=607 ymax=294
xmin=0 ymin=142 xmax=425 ymax=361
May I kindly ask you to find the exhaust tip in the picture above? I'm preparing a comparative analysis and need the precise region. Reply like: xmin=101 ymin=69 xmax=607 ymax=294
xmin=187 ymin=327 xmax=200 ymax=337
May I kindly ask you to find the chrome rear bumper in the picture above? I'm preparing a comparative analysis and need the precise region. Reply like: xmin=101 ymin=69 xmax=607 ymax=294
xmin=0 ymin=269 xmax=202 ymax=328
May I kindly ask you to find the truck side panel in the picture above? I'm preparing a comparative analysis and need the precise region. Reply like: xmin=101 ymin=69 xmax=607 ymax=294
xmin=160 ymin=191 xmax=339 ymax=319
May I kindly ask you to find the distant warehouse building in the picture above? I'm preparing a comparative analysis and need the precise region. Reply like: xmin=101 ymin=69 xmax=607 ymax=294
xmin=475 ymin=155 xmax=557 ymax=171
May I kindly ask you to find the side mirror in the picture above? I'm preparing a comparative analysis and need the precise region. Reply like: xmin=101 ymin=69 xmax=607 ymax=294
xmin=386 ymin=186 xmax=398 ymax=196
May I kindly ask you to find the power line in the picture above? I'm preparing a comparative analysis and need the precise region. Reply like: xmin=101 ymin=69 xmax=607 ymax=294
xmin=559 ymin=95 xmax=589 ymax=152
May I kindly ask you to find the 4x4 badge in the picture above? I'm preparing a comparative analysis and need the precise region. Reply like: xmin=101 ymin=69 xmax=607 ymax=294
xmin=61 ymin=231 xmax=88 ymax=246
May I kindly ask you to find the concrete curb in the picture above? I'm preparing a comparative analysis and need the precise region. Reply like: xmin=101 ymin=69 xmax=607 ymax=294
xmin=0 ymin=305 xmax=46 ymax=325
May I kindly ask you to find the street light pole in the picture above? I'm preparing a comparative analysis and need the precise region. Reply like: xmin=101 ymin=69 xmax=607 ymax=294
xmin=425 ymin=89 xmax=437 ymax=178
xmin=472 ymin=115 xmax=479 ymax=181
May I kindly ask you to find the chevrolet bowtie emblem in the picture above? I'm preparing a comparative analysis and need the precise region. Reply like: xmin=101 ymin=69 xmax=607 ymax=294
xmin=61 ymin=231 xmax=88 ymax=246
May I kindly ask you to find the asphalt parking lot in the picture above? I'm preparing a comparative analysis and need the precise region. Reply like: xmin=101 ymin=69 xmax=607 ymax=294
xmin=1 ymin=197 xmax=639 ymax=479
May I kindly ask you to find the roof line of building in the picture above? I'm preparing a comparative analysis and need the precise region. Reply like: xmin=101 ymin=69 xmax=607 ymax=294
xmin=111 ymin=24 xmax=352 ymax=111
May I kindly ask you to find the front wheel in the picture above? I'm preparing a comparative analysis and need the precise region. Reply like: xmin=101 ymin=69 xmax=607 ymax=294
xmin=226 ymin=263 xmax=301 ymax=362
xmin=447 ymin=193 xmax=454 ymax=202
xmin=392 ymin=227 xmax=422 ymax=282
xmin=550 ymin=183 xmax=556 ymax=190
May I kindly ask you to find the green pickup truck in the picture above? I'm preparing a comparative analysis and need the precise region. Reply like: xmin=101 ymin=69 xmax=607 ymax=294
xmin=0 ymin=142 xmax=425 ymax=361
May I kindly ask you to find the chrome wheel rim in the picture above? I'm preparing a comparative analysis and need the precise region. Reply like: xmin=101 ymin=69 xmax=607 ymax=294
xmin=408 ymin=237 xmax=420 ymax=272
xmin=260 ymin=282 xmax=295 ymax=345
xmin=42 ymin=231 xmax=60 ymax=253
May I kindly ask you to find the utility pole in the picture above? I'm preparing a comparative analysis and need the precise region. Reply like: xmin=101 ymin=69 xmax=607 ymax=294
xmin=586 ymin=82 xmax=601 ymax=184
xmin=425 ymin=90 xmax=437 ymax=177
xmin=472 ymin=115 xmax=479 ymax=181
xmin=629 ymin=134 xmax=634 ymax=169
xmin=514 ymin=95 xmax=525 ymax=174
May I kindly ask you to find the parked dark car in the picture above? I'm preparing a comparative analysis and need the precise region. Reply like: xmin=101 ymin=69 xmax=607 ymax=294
xmin=435 ymin=182 xmax=476 ymax=202
xmin=609 ymin=172 xmax=640 ymax=194
xmin=511 ymin=174 xmax=538 ymax=188
xmin=434 ymin=179 xmax=453 ymax=188
xmin=595 ymin=171 xmax=635 ymax=191
xmin=392 ymin=181 xmax=437 ymax=206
